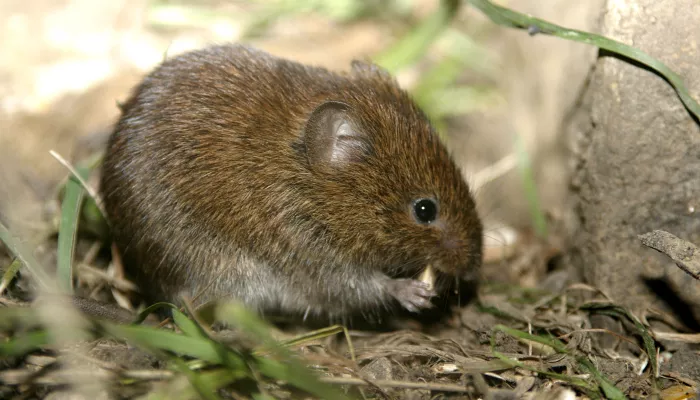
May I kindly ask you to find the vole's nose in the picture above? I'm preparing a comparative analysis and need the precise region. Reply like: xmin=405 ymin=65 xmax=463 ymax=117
xmin=441 ymin=234 xmax=463 ymax=250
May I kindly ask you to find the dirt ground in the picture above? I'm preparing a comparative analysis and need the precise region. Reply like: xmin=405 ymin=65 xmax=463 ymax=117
xmin=1 ymin=1 xmax=698 ymax=399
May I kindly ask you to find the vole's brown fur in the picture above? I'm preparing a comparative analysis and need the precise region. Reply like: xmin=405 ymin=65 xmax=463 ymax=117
xmin=101 ymin=44 xmax=482 ymax=320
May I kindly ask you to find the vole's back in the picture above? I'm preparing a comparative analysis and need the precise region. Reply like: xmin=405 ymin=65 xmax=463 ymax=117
xmin=103 ymin=46 xmax=330 ymax=305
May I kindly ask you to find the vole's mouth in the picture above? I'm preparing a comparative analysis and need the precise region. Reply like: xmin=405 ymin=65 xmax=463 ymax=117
xmin=418 ymin=264 xmax=436 ymax=291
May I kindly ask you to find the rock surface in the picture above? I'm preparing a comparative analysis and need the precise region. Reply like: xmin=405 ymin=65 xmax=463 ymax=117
xmin=569 ymin=0 xmax=700 ymax=322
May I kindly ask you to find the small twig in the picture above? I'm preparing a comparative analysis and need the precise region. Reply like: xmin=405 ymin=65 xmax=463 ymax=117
xmin=0 ymin=367 xmax=173 ymax=386
xmin=78 ymin=264 xmax=139 ymax=292
xmin=473 ymin=153 xmax=517 ymax=189
xmin=558 ymin=328 xmax=644 ymax=354
xmin=109 ymin=242 xmax=135 ymax=311
xmin=121 ymin=369 xmax=174 ymax=380
xmin=655 ymin=347 xmax=660 ymax=378
xmin=662 ymin=371 xmax=700 ymax=387
xmin=565 ymin=283 xmax=614 ymax=301
xmin=652 ymin=331 xmax=700 ymax=343
xmin=639 ymin=230 xmax=700 ymax=281
xmin=320 ymin=376 xmax=471 ymax=393
xmin=80 ymin=241 xmax=102 ymax=265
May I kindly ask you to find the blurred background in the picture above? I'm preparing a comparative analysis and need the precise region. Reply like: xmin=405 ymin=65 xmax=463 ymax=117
xmin=0 ymin=0 xmax=603 ymax=286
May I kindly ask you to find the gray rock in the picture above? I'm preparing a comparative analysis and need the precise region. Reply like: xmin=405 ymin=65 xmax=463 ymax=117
xmin=361 ymin=356 xmax=393 ymax=381
xmin=662 ymin=348 xmax=700 ymax=382
xmin=569 ymin=0 xmax=700 ymax=319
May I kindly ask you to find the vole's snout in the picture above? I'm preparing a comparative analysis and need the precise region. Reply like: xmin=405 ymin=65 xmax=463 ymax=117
xmin=429 ymin=229 xmax=482 ymax=281
xmin=441 ymin=235 xmax=463 ymax=250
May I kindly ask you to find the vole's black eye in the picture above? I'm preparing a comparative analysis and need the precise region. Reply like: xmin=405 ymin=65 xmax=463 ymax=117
xmin=412 ymin=198 xmax=438 ymax=224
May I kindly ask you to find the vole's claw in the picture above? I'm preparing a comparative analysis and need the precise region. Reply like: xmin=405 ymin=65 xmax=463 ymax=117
xmin=385 ymin=278 xmax=436 ymax=313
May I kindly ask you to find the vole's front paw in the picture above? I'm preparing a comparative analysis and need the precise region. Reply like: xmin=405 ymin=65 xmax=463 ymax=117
xmin=384 ymin=278 xmax=436 ymax=313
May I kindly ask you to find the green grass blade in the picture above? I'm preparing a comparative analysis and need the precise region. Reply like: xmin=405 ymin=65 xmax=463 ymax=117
xmin=241 ymin=0 xmax=373 ymax=39
xmin=277 ymin=325 xmax=344 ymax=348
xmin=102 ymin=322 xmax=247 ymax=370
xmin=171 ymin=307 xmax=207 ymax=338
xmin=494 ymin=324 xmax=566 ymax=352
xmin=468 ymin=0 xmax=700 ymax=120
xmin=578 ymin=356 xmax=628 ymax=400
xmin=56 ymin=165 xmax=90 ymax=293
xmin=412 ymin=55 xmax=466 ymax=107
xmin=374 ymin=0 xmax=460 ymax=73
xmin=80 ymin=196 xmax=109 ymax=240
xmin=424 ymin=86 xmax=501 ymax=118
xmin=252 ymin=393 xmax=276 ymax=400
xmin=133 ymin=302 xmax=179 ymax=324
xmin=196 ymin=369 xmax=249 ymax=391
xmin=581 ymin=302 xmax=659 ymax=379
xmin=0 ymin=258 xmax=23 ymax=294
xmin=0 ymin=330 xmax=51 ymax=357
xmin=514 ymin=134 xmax=548 ymax=238
xmin=215 ymin=303 xmax=351 ymax=400
xmin=168 ymin=356 xmax=223 ymax=400
xmin=0 ymin=307 xmax=42 ymax=330
xmin=492 ymin=324 xmax=627 ymax=399
xmin=0 ymin=220 xmax=51 ymax=290
xmin=488 ymin=347 xmax=596 ymax=394
xmin=256 ymin=357 xmax=350 ymax=400
xmin=276 ymin=324 xmax=356 ymax=362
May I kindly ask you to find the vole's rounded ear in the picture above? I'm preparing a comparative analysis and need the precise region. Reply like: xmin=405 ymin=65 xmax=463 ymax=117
xmin=304 ymin=101 xmax=370 ymax=171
